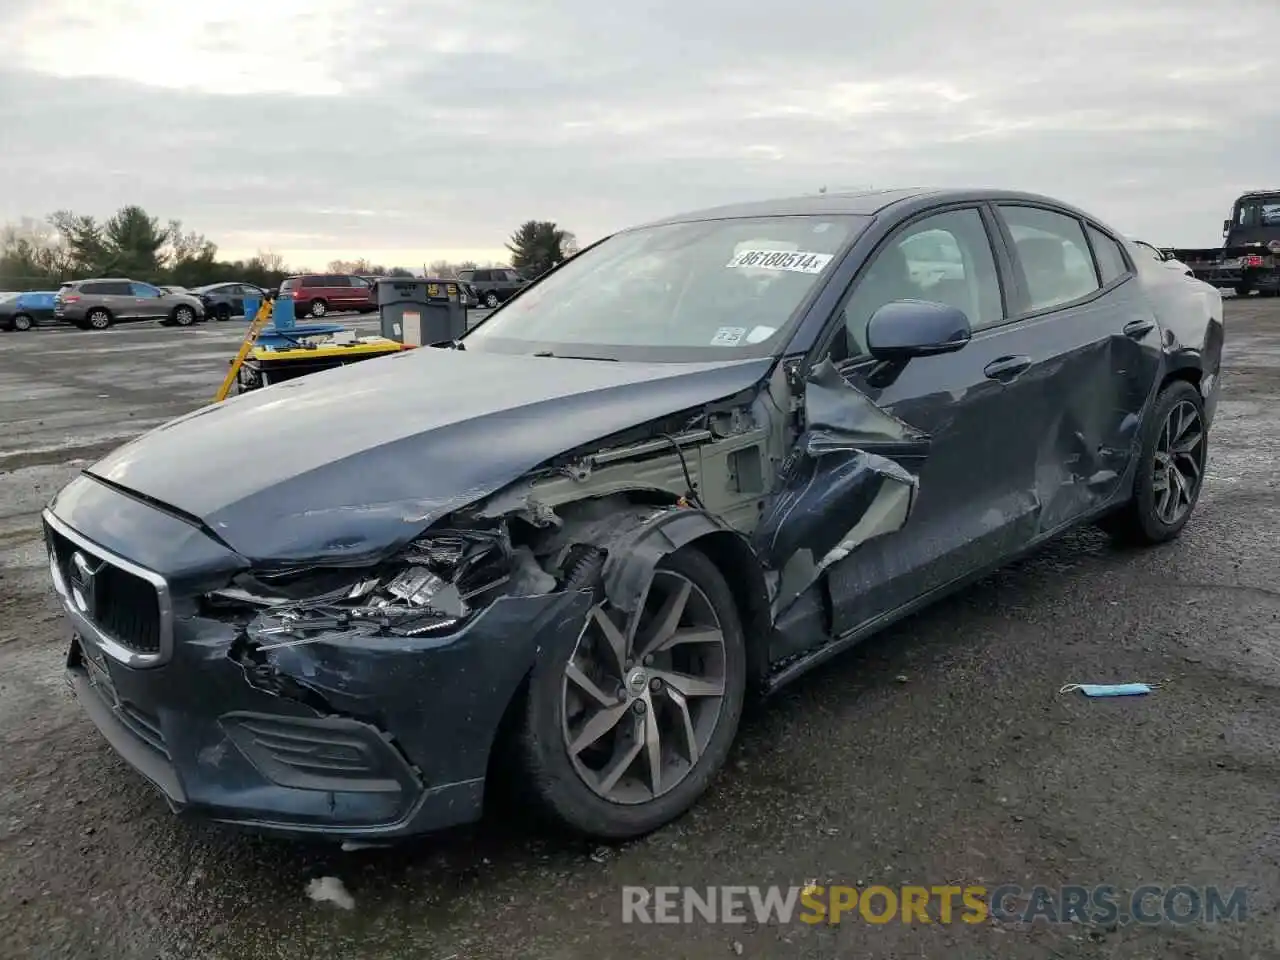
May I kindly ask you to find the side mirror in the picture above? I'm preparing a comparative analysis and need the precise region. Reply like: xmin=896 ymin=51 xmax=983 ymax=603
xmin=866 ymin=299 xmax=971 ymax=361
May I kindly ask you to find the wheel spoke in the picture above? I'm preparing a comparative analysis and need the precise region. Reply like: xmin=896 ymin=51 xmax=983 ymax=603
xmin=596 ymin=714 xmax=645 ymax=794
xmin=566 ymin=661 xmax=616 ymax=709
xmin=653 ymin=669 xmax=724 ymax=699
xmin=642 ymin=694 xmax=663 ymax=796
xmin=1156 ymin=479 xmax=1173 ymax=522
xmin=665 ymin=686 xmax=700 ymax=766
xmin=590 ymin=605 xmax=629 ymax=675
xmin=633 ymin=580 xmax=691 ymax=660
xmin=569 ymin=701 xmax=630 ymax=756
xmin=1176 ymin=452 xmax=1201 ymax=483
xmin=1173 ymin=430 xmax=1202 ymax=456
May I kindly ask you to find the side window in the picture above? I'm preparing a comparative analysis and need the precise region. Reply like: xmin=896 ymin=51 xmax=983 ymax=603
xmin=130 ymin=282 xmax=161 ymax=297
xmin=999 ymin=206 xmax=1099 ymax=311
xmin=835 ymin=207 xmax=1003 ymax=358
xmin=104 ymin=281 xmax=135 ymax=295
xmin=1086 ymin=225 xmax=1129 ymax=285
xmin=79 ymin=282 xmax=106 ymax=295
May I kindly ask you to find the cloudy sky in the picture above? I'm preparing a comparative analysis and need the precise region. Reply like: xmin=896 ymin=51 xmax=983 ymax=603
xmin=2 ymin=0 xmax=1277 ymax=268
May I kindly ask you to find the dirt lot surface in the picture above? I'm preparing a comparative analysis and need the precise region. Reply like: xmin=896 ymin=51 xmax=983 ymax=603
xmin=2 ymin=302 xmax=1279 ymax=959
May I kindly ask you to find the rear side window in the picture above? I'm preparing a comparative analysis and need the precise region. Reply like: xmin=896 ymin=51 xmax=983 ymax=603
xmin=280 ymin=278 xmax=299 ymax=291
xmin=78 ymin=282 xmax=108 ymax=294
xmin=998 ymin=205 xmax=1100 ymax=312
xmin=474 ymin=270 xmax=491 ymax=282
xmin=1086 ymin=226 xmax=1129 ymax=285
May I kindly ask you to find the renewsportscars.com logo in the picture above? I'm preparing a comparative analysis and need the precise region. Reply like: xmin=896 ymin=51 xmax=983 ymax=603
xmin=621 ymin=884 xmax=1249 ymax=926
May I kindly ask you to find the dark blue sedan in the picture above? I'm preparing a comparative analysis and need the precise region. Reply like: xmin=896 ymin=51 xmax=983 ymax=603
xmin=0 ymin=291 xmax=59 ymax=331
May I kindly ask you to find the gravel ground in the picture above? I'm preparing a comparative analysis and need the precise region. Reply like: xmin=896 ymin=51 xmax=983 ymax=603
xmin=1 ymin=301 xmax=1279 ymax=959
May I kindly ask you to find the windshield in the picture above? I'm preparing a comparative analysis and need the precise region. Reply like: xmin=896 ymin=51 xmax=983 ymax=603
xmin=461 ymin=214 xmax=869 ymax=361
xmin=1234 ymin=196 xmax=1280 ymax=228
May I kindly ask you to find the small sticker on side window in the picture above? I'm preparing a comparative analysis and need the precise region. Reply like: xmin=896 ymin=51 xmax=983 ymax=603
xmin=726 ymin=249 xmax=834 ymax=273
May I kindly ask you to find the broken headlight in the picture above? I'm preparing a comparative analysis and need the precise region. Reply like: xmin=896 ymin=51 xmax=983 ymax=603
xmin=206 ymin=529 xmax=513 ymax=650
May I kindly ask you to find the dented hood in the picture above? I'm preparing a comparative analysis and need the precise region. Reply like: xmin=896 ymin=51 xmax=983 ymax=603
xmin=85 ymin=347 xmax=773 ymax=563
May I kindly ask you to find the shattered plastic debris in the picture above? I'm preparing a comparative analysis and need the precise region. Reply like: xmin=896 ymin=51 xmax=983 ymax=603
xmin=1059 ymin=682 xmax=1156 ymax=698
xmin=306 ymin=875 xmax=355 ymax=910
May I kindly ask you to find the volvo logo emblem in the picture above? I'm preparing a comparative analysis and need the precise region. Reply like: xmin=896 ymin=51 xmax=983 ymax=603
xmin=68 ymin=551 xmax=102 ymax=618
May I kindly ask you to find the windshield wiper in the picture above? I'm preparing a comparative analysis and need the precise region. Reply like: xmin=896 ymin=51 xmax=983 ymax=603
xmin=531 ymin=350 xmax=617 ymax=361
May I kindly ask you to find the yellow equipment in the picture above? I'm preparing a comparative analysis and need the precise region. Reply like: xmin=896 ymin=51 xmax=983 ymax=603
xmin=233 ymin=337 xmax=413 ymax=394
xmin=213 ymin=298 xmax=274 ymax=402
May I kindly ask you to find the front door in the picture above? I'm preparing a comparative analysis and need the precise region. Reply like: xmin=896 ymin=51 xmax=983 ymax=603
xmin=815 ymin=205 xmax=1046 ymax=636
xmin=129 ymin=282 xmax=166 ymax=320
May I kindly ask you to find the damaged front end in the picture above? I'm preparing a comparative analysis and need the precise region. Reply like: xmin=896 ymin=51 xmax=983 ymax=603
xmin=213 ymin=527 xmax=552 ymax=652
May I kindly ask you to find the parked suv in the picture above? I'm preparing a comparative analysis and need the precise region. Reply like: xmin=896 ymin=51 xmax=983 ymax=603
xmin=278 ymin=274 xmax=377 ymax=318
xmin=54 ymin=279 xmax=206 ymax=330
xmin=456 ymin=267 xmax=528 ymax=308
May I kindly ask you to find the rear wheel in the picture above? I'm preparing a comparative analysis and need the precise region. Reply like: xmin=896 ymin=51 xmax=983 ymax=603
xmin=518 ymin=547 xmax=746 ymax=840
xmin=215 ymin=304 xmax=232 ymax=321
xmin=85 ymin=308 xmax=112 ymax=330
xmin=1100 ymin=380 xmax=1207 ymax=545
xmin=12 ymin=313 xmax=33 ymax=331
xmin=309 ymin=299 xmax=328 ymax=318
xmin=483 ymin=291 xmax=500 ymax=308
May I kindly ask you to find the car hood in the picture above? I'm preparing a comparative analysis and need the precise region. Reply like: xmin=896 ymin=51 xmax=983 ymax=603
xmin=81 ymin=347 xmax=775 ymax=563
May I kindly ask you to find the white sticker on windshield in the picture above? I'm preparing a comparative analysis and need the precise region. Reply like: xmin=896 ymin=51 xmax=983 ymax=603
xmin=726 ymin=249 xmax=834 ymax=274
xmin=710 ymin=326 xmax=747 ymax=346
xmin=746 ymin=325 xmax=776 ymax=344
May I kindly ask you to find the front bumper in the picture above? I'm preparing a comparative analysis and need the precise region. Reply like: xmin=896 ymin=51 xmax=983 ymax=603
xmin=48 ymin=500 xmax=591 ymax=841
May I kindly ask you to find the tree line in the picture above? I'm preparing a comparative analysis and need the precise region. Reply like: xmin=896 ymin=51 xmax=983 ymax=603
xmin=0 ymin=207 xmax=580 ymax=292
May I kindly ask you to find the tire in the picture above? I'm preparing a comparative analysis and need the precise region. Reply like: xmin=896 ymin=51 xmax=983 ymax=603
xmin=1235 ymin=282 xmax=1252 ymax=297
xmin=12 ymin=313 xmax=33 ymax=332
xmin=517 ymin=546 xmax=747 ymax=840
xmin=215 ymin=305 xmax=232 ymax=321
xmin=309 ymin=299 xmax=328 ymax=318
xmin=483 ymin=292 xmax=500 ymax=309
xmin=172 ymin=305 xmax=196 ymax=326
xmin=1100 ymin=379 xmax=1207 ymax=546
xmin=85 ymin=308 xmax=112 ymax=330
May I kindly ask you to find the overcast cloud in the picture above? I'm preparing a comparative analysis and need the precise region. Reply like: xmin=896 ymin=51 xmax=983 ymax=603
xmin=2 ymin=0 xmax=1278 ymax=265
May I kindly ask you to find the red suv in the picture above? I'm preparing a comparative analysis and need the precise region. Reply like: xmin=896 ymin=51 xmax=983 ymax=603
xmin=279 ymin=274 xmax=377 ymax=318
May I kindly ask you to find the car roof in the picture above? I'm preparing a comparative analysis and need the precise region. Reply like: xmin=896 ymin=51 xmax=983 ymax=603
xmin=630 ymin=187 xmax=1110 ymax=230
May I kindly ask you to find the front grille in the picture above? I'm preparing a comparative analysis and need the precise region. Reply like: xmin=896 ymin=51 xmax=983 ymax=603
xmin=47 ymin=524 xmax=163 ymax=655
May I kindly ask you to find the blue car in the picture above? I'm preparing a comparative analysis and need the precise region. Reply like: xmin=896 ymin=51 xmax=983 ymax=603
xmin=0 ymin=290 xmax=59 ymax=331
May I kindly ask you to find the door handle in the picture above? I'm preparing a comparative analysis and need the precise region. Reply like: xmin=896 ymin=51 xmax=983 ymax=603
xmin=1123 ymin=318 xmax=1156 ymax=339
xmin=984 ymin=355 xmax=1032 ymax=382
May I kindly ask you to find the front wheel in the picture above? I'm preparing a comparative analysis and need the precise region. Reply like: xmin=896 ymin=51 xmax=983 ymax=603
xmin=1100 ymin=380 xmax=1207 ymax=545
xmin=517 ymin=547 xmax=747 ymax=840
xmin=173 ymin=305 xmax=195 ymax=326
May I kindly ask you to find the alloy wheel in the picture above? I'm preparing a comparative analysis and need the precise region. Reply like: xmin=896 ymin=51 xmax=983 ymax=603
xmin=310 ymin=300 xmax=327 ymax=317
xmin=1153 ymin=399 xmax=1204 ymax=525
xmin=88 ymin=310 xmax=109 ymax=329
xmin=561 ymin=570 xmax=728 ymax=804
xmin=484 ymin=293 xmax=499 ymax=308
xmin=175 ymin=306 xmax=194 ymax=325
xmin=13 ymin=314 xmax=32 ymax=331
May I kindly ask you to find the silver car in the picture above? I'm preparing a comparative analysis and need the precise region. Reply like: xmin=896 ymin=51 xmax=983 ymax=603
xmin=54 ymin=279 xmax=206 ymax=330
